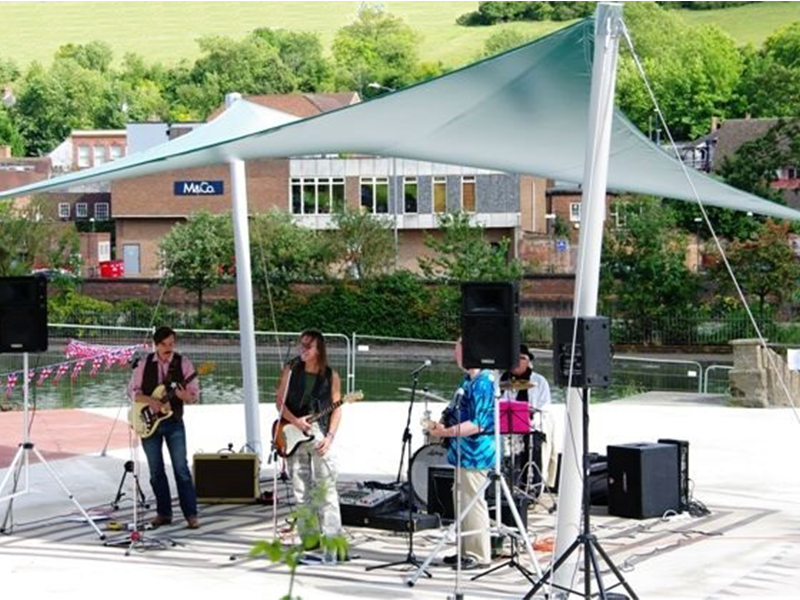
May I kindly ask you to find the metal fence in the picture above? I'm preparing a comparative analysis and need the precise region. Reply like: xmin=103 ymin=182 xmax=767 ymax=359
xmin=0 ymin=325 xmax=736 ymax=410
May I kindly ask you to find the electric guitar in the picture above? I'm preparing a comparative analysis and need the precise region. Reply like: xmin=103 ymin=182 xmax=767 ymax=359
xmin=129 ymin=361 xmax=215 ymax=439
xmin=272 ymin=391 xmax=363 ymax=458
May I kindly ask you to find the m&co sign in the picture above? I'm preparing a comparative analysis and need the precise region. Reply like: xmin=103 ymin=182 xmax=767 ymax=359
xmin=173 ymin=181 xmax=224 ymax=196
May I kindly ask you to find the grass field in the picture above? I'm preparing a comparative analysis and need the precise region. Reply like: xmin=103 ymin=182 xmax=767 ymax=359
xmin=0 ymin=2 xmax=798 ymax=71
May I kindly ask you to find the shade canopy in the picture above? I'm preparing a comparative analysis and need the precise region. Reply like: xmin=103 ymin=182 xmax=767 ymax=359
xmin=2 ymin=18 xmax=797 ymax=221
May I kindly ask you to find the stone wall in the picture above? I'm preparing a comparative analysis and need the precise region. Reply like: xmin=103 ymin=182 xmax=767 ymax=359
xmin=729 ymin=339 xmax=800 ymax=407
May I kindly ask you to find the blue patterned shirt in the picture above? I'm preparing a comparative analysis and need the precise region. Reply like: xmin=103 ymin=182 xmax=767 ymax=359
xmin=446 ymin=370 xmax=497 ymax=470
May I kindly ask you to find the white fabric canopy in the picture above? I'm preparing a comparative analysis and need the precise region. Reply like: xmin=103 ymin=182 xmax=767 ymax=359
xmin=2 ymin=18 xmax=797 ymax=221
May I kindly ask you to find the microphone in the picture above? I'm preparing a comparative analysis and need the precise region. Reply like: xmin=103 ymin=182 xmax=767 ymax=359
xmin=411 ymin=359 xmax=432 ymax=375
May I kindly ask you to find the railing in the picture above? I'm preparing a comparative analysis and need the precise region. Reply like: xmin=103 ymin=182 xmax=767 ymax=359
xmin=2 ymin=325 xmax=730 ymax=409
xmin=703 ymin=365 xmax=733 ymax=394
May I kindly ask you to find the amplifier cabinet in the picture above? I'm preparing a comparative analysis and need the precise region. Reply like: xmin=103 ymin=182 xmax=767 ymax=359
xmin=607 ymin=443 xmax=679 ymax=519
xmin=193 ymin=453 xmax=259 ymax=503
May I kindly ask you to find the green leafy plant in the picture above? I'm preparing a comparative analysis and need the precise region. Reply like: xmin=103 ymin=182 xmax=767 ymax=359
xmin=250 ymin=485 xmax=347 ymax=600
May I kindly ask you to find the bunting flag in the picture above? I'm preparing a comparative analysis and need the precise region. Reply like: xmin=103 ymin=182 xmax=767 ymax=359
xmin=71 ymin=360 xmax=86 ymax=382
xmin=0 ymin=341 xmax=145 ymax=400
xmin=36 ymin=367 xmax=53 ymax=386
xmin=5 ymin=372 xmax=17 ymax=399
xmin=90 ymin=356 xmax=104 ymax=377
xmin=52 ymin=363 xmax=70 ymax=385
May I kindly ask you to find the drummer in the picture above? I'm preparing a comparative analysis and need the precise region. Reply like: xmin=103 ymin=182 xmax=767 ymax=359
xmin=500 ymin=344 xmax=556 ymax=490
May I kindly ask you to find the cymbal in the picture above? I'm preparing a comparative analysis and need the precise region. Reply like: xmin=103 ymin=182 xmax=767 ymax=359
xmin=398 ymin=387 xmax=447 ymax=403
xmin=499 ymin=380 xmax=535 ymax=391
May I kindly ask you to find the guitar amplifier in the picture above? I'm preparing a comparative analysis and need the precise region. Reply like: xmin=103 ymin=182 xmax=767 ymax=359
xmin=193 ymin=453 xmax=260 ymax=503
xmin=339 ymin=486 xmax=404 ymax=526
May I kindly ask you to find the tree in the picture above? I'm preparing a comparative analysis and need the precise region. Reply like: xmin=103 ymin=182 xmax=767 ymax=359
xmin=181 ymin=35 xmax=296 ymax=118
xmin=0 ymin=57 xmax=20 ymax=84
xmin=159 ymin=211 xmax=233 ymax=323
xmin=249 ymin=209 xmax=333 ymax=294
xmin=252 ymin=28 xmax=333 ymax=92
xmin=0 ymin=199 xmax=80 ymax=278
xmin=0 ymin=107 xmax=24 ymax=156
xmin=616 ymin=2 xmax=743 ymax=139
xmin=330 ymin=209 xmax=395 ymax=280
xmin=14 ymin=59 xmax=113 ymax=155
xmin=332 ymin=4 xmax=421 ymax=96
xmin=600 ymin=197 xmax=699 ymax=335
xmin=734 ymin=24 xmax=800 ymax=117
xmin=709 ymin=219 xmax=800 ymax=319
xmin=54 ymin=41 xmax=114 ymax=72
xmin=419 ymin=212 xmax=523 ymax=282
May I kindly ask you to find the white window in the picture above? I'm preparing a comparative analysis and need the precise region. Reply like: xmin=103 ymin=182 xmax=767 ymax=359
xmin=359 ymin=177 xmax=389 ymax=214
xmin=569 ymin=202 xmax=581 ymax=222
xmin=98 ymin=241 xmax=111 ymax=262
xmin=290 ymin=177 xmax=345 ymax=215
xmin=403 ymin=177 xmax=418 ymax=214
xmin=93 ymin=145 xmax=106 ymax=165
xmin=58 ymin=203 xmax=70 ymax=219
xmin=433 ymin=176 xmax=447 ymax=214
xmin=109 ymin=146 xmax=124 ymax=161
xmin=94 ymin=202 xmax=109 ymax=220
xmin=76 ymin=203 xmax=88 ymax=218
xmin=462 ymin=176 xmax=476 ymax=213
xmin=77 ymin=146 xmax=91 ymax=168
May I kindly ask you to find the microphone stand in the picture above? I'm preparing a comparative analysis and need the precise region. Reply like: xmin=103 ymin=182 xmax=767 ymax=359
xmin=366 ymin=365 xmax=431 ymax=577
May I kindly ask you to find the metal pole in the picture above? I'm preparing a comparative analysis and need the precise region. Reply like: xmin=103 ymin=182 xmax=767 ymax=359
xmin=226 ymin=92 xmax=263 ymax=458
xmin=554 ymin=3 xmax=623 ymax=592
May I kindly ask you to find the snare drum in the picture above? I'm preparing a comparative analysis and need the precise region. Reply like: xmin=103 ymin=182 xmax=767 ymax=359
xmin=409 ymin=444 xmax=451 ymax=509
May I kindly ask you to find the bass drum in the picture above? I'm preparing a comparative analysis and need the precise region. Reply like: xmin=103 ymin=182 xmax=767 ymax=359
xmin=410 ymin=443 xmax=451 ymax=509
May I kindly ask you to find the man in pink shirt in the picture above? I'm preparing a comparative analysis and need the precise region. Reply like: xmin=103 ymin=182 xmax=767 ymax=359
xmin=129 ymin=326 xmax=200 ymax=529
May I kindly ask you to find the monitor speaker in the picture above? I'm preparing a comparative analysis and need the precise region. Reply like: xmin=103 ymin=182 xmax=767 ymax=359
xmin=0 ymin=276 xmax=48 ymax=353
xmin=461 ymin=282 xmax=519 ymax=370
xmin=552 ymin=316 xmax=610 ymax=388
xmin=658 ymin=438 xmax=690 ymax=512
xmin=193 ymin=453 xmax=260 ymax=503
xmin=607 ymin=442 xmax=679 ymax=519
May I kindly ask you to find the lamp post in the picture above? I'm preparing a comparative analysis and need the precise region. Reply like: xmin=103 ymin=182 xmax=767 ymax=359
xmin=367 ymin=82 xmax=400 ymax=266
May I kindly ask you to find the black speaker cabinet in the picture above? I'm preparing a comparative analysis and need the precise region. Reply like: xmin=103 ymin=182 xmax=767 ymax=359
xmin=552 ymin=316 xmax=610 ymax=388
xmin=193 ymin=453 xmax=259 ymax=503
xmin=0 ymin=276 xmax=48 ymax=353
xmin=658 ymin=438 xmax=690 ymax=511
xmin=427 ymin=467 xmax=529 ymax=528
xmin=607 ymin=443 xmax=679 ymax=519
xmin=461 ymin=282 xmax=519 ymax=370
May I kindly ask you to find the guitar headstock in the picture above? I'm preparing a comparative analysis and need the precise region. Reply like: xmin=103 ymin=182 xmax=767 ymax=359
xmin=342 ymin=391 xmax=364 ymax=404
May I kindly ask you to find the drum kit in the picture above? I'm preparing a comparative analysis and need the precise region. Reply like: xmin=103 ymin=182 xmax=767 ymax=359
xmin=407 ymin=380 xmax=548 ymax=511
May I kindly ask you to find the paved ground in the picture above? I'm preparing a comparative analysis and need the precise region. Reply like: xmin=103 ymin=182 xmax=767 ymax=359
xmin=1 ymin=394 xmax=799 ymax=599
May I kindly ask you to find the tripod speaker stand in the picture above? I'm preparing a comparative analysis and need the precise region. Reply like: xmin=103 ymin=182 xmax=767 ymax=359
xmin=524 ymin=388 xmax=637 ymax=599
xmin=0 ymin=353 xmax=105 ymax=540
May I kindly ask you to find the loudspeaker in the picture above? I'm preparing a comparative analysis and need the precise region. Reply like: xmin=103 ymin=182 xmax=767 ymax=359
xmin=0 ymin=276 xmax=48 ymax=353
xmin=193 ymin=453 xmax=259 ymax=503
xmin=427 ymin=468 xmax=529 ymax=528
xmin=658 ymin=438 xmax=690 ymax=512
xmin=552 ymin=452 xmax=608 ymax=505
xmin=552 ymin=317 xmax=610 ymax=388
xmin=607 ymin=443 xmax=679 ymax=519
xmin=461 ymin=282 xmax=519 ymax=370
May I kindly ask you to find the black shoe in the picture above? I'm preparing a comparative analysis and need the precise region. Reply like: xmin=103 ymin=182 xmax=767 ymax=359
xmin=453 ymin=556 xmax=490 ymax=571
xmin=443 ymin=554 xmax=459 ymax=565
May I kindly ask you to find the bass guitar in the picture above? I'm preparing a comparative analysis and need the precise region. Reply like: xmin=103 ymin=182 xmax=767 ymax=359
xmin=272 ymin=391 xmax=363 ymax=458
xmin=129 ymin=361 xmax=215 ymax=439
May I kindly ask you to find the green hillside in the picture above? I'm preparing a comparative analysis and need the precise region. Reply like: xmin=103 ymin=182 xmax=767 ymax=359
xmin=0 ymin=2 xmax=798 ymax=71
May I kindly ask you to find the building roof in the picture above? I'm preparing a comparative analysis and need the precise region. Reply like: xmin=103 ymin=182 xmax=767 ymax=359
xmin=709 ymin=118 xmax=780 ymax=171
xmin=208 ymin=92 xmax=360 ymax=121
